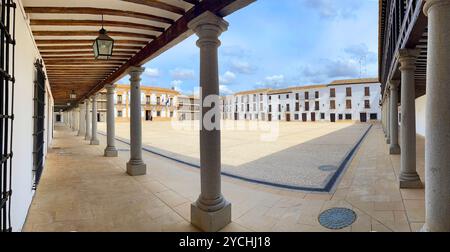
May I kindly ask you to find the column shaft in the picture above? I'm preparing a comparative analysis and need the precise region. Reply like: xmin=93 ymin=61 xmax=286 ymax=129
xmin=398 ymin=49 xmax=422 ymax=188
xmin=126 ymin=67 xmax=146 ymax=176
xmin=389 ymin=81 xmax=401 ymax=154
xmin=90 ymin=94 xmax=99 ymax=145
xmin=423 ymin=0 xmax=450 ymax=232
xmin=188 ymin=11 xmax=231 ymax=232
xmin=78 ymin=103 xmax=86 ymax=136
xmin=85 ymin=99 xmax=91 ymax=140
xmin=386 ymin=89 xmax=391 ymax=144
xmin=105 ymin=85 xmax=118 ymax=157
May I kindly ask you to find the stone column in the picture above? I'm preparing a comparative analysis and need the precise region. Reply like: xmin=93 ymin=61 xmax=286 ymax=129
xmin=78 ymin=102 xmax=86 ymax=136
xmin=389 ymin=80 xmax=401 ymax=154
xmin=422 ymin=0 xmax=450 ymax=232
xmin=126 ymin=67 xmax=146 ymax=176
xmin=84 ymin=99 xmax=91 ymax=140
xmin=397 ymin=49 xmax=422 ymax=188
xmin=104 ymin=84 xmax=118 ymax=157
xmin=188 ymin=11 xmax=231 ymax=232
xmin=90 ymin=94 xmax=100 ymax=145
xmin=386 ymin=89 xmax=391 ymax=144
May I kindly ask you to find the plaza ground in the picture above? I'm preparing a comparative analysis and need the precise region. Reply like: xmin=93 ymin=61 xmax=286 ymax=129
xmin=98 ymin=121 xmax=371 ymax=190
xmin=23 ymin=122 xmax=425 ymax=232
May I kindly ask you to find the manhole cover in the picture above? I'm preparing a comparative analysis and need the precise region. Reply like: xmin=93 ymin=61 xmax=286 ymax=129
xmin=318 ymin=208 xmax=357 ymax=230
xmin=318 ymin=165 xmax=338 ymax=172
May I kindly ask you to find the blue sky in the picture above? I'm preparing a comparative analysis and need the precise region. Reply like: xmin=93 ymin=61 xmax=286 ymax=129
xmin=118 ymin=0 xmax=379 ymax=96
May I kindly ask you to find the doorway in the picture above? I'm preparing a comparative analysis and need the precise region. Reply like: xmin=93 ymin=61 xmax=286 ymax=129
xmin=286 ymin=113 xmax=291 ymax=122
xmin=268 ymin=114 xmax=272 ymax=122
xmin=330 ymin=113 xmax=336 ymax=123
xmin=145 ymin=110 xmax=152 ymax=121
xmin=302 ymin=113 xmax=307 ymax=122
xmin=311 ymin=113 xmax=316 ymax=122
xmin=360 ymin=113 xmax=367 ymax=123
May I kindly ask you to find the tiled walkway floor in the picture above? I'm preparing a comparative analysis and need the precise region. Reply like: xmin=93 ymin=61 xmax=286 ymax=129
xmin=23 ymin=123 xmax=425 ymax=232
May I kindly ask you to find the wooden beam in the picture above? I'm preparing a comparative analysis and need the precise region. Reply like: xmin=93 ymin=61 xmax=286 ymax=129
xmin=121 ymin=0 xmax=186 ymax=15
xmin=41 ymin=50 xmax=134 ymax=55
xmin=43 ymin=55 xmax=129 ymax=60
xmin=24 ymin=7 xmax=174 ymax=24
xmin=33 ymin=30 xmax=157 ymax=39
xmin=35 ymin=39 xmax=148 ymax=45
xmin=38 ymin=45 xmax=142 ymax=51
xmin=30 ymin=19 xmax=165 ymax=32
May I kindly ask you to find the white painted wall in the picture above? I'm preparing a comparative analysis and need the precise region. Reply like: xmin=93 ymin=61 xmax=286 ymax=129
xmin=10 ymin=1 xmax=54 ymax=231
xmin=415 ymin=95 xmax=427 ymax=137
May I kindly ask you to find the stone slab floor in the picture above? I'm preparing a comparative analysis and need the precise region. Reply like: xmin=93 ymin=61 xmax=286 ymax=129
xmin=23 ymin=123 xmax=425 ymax=232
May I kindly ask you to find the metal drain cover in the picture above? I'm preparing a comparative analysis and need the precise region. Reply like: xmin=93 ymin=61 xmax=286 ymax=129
xmin=318 ymin=208 xmax=357 ymax=230
xmin=318 ymin=165 xmax=338 ymax=172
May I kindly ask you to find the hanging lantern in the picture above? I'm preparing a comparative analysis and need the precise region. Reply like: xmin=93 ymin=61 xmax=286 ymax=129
xmin=93 ymin=15 xmax=114 ymax=60
xmin=69 ymin=90 xmax=77 ymax=99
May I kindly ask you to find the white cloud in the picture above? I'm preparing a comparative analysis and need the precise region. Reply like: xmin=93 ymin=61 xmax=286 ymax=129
xmin=256 ymin=74 xmax=287 ymax=89
xmin=303 ymin=0 xmax=363 ymax=19
xmin=170 ymin=68 xmax=195 ymax=80
xmin=219 ymin=71 xmax=237 ymax=85
xmin=220 ymin=85 xmax=234 ymax=95
xmin=171 ymin=80 xmax=183 ymax=93
xmin=230 ymin=60 xmax=255 ymax=74
xmin=144 ymin=68 xmax=160 ymax=78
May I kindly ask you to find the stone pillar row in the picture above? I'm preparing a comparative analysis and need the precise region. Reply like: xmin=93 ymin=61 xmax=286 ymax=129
xmin=104 ymin=84 xmax=118 ymax=157
xmin=389 ymin=80 xmax=400 ymax=155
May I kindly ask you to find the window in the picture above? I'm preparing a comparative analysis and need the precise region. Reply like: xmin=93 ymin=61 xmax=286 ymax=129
xmin=260 ymin=103 xmax=263 ymax=110
xmin=315 ymin=91 xmax=319 ymax=99
xmin=321 ymin=113 xmax=325 ymax=120
xmin=295 ymin=114 xmax=299 ymax=120
xmin=370 ymin=113 xmax=378 ymax=120
xmin=339 ymin=114 xmax=343 ymax=120
xmin=269 ymin=96 xmax=272 ymax=100
xmin=330 ymin=100 xmax=336 ymax=110
xmin=247 ymin=104 xmax=250 ymax=112
xmin=345 ymin=114 xmax=352 ymax=120
xmin=365 ymin=100 xmax=371 ymax=109
xmin=33 ymin=60 xmax=46 ymax=190
xmin=146 ymin=95 xmax=151 ymax=104
xmin=286 ymin=104 xmax=290 ymax=112
xmin=330 ymin=88 xmax=336 ymax=98
xmin=117 ymin=95 xmax=123 ymax=104
xmin=296 ymin=93 xmax=299 ymax=100
xmin=346 ymin=100 xmax=352 ymax=109
xmin=365 ymin=87 xmax=370 ymax=96
xmin=305 ymin=102 xmax=310 ymax=111
xmin=346 ymin=87 xmax=352 ymax=97
xmin=269 ymin=105 xmax=272 ymax=113
xmin=157 ymin=97 xmax=161 ymax=105
xmin=278 ymin=104 xmax=281 ymax=112
xmin=305 ymin=92 xmax=309 ymax=100
xmin=118 ymin=110 xmax=123 ymax=117
xmin=286 ymin=94 xmax=289 ymax=99
xmin=315 ymin=101 xmax=320 ymax=111
xmin=296 ymin=102 xmax=300 ymax=112
xmin=157 ymin=111 xmax=161 ymax=117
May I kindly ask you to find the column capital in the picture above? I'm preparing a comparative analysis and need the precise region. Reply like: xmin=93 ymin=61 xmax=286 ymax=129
xmin=424 ymin=0 xmax=450 ymax=16
xmin=389 ymin=80 xmax=400 ymax=90
xmin=128 ymin=66 xmax=145 ymax=76
xmin=104 ymin=84 xmax=116 ymax=90
xmin=397 ymin=49 xmax=420 ymax=71
xmin=188 ymin=11 xmax=229 ymax=47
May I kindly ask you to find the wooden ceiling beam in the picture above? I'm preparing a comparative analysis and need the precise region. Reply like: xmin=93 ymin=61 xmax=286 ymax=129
xmin=35 ymin=39 xmax=148 ymax=45
xmin=30 ymin=19 xmax=165 ymax=33
xmin=41 ymin=50 xmax=134 ymax=55
xmin=24 ymin=7 xmax=174 ymax=24
xmin=121 ymin=0 xmax=185 ymax=15
xmin=38 ymin=45 xmax=142 ymax=51
xmin=43 ymin=55 xmax=129 ymax=60
xmin=33 ymin=30 xmax=157 ymax=39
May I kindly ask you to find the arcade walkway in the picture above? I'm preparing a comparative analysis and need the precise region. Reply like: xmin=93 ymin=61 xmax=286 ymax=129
xmin=22 ymin=123 xmax=425 ymax=232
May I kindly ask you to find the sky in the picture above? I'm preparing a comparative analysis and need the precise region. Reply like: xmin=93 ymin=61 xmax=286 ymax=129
xmin=118 ymin=0 xmax=379 ymax=96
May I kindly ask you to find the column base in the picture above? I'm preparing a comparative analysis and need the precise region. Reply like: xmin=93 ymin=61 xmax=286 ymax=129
xmin=84 ymin=135 xmax=91 ymax=141
xmin=191 ymin=201 xmax=231 ymax=232
xmin=104 ymin=147 xmax=118 ymax=157
xmin=389 ymin=144 xmax=401 ymax=155
xmin=77 ymin=131 xmax=84 ymax=137
xmin=399 ymin=172 xmax=423 ymax=188
xmin=127 ymin=160 xmax=147 ymax=176
xmin=90 ymin=139 xmax=100 ymax=145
